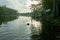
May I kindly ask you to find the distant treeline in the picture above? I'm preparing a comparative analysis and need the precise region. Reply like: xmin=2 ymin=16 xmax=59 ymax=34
xmin=0 ymin=6 xmax=18 ymax=15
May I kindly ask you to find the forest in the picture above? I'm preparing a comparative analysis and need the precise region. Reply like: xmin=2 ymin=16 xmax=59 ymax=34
xmin=0 ymin=6 xmax=18 ymax=25
xmin=30 ymin=0 xmax=60 ymax=40
xmin=0 ymin=0 xmax=60 ymax=40
xmin=0 ymin=6 xmax=18 ymax=15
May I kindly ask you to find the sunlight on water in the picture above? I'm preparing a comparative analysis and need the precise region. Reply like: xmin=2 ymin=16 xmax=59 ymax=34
xmin=31 ymin=19 xmax=42 ymax=29
xmin=31 ymin=19 xmax=42 ymax=35
xmin=0 ymin=16 xmax=42 ymax=40
xmin=0 ymin=16 xmax=31 ymax=40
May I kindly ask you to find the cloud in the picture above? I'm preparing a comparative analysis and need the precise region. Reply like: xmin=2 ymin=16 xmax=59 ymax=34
xmin=0 ymin=0 xmax=31 ymax=13
xmin=7 ymin=0 xmax=23 ymax=10
xmin=26 ymin=0 xmax=33 ymax=7
xmin=26 ymin=0 xmax=38 ymax=7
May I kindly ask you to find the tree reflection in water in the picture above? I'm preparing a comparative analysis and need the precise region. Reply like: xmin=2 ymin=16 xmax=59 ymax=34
xmin=0 ymin=16 xmax=18 ymax=25
xmin=30 ymin=19 xmax=42 ymax=40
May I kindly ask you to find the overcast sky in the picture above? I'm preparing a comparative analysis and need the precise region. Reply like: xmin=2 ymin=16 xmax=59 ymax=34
xmin=0 ymin=0 xmax=31 ymax=13
xmin=0 ymin=0 xmax=38 ymax=13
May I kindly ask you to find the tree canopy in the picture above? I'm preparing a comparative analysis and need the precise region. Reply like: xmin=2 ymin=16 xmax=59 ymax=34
xmin=0 ymin=6 xmax=18 ymax=15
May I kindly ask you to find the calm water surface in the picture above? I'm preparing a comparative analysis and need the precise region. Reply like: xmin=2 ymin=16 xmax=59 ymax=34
xmin=0 ymin=16 xmax=42 ymax=40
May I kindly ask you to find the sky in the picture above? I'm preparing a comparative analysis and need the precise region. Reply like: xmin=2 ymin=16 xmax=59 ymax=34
xmin=0 ymin=0 xmax=38 ymax=13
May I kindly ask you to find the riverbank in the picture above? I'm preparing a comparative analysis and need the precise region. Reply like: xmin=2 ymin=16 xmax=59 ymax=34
xmin=31 ymin=13 xmax=60 ymax=40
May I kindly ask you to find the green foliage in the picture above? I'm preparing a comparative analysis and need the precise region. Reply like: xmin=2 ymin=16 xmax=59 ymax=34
xmin=31 ymin=0 xmax=60 ymax=40
xmin=42 ymin=0 xmax=53 ymax=9
xmin=0 ymin=6 xmax=18 ymax=15
xmin=0 ymin=6 xmax=18 ymax=25
xmin=0 ymin=16 xmax=18 ymax=25
xmin=31 ymin=7 xmax=44 ymax=16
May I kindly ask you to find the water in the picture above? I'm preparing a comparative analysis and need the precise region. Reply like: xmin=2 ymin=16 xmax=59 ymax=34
xmin=0 ymin=16 xmax=42 ymax=40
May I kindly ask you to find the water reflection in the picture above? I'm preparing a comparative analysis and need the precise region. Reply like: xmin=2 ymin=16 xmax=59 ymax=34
xmin=0 ymin=16 xmax=18 ymax=25
xmin=0 ymin=16 xmax=31 ymax=40
xmin=30 ymin=19 xmax=42 ymax=40
xmin=0 ymin=16 xmax=42 ymax=40
xmin=31 ymin=19 xmax=42 ymax=35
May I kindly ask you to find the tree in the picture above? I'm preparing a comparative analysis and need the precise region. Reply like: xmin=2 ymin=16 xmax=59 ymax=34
xmin=0 ymin=6 xmax=18 ymax=15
